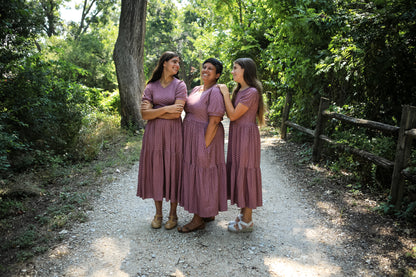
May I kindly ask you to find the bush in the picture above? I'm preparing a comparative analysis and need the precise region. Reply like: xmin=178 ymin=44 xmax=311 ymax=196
xmin=0 ymin=122 xmax=27 ymax=175
xmin=267 ymin=94 xmax=285 ymax=127
xmin=0 ymin=55 xmax=91 ymax=173
xmin=101 ymin=90 xmax=120 ymax=114
xmin=72 ymin=111 xmax=120 ymax=161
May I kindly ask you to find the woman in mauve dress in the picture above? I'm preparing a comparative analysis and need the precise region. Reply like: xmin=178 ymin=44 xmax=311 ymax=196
xmin=137 ymin=51 xmax=187 ymax=230
xmin=218 ymin=58 xmax=266 ymax=232
xmin=177 ymin=58 xmax=227 ymax=233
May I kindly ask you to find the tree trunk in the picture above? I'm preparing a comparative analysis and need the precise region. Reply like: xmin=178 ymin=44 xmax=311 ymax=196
xmin=113 ymin=0 xmax=147 ymax=129
xmin=41 ymin=0 xmax=58 ymax=37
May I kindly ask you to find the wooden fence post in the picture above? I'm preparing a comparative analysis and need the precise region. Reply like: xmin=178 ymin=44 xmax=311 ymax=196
xmin=312 ymin=97 xmax=330 ymax=162
xmin=390 ymin=105 xmax=416 ymax=208
xmin=280 ymin=89 xmax=292 ymax=139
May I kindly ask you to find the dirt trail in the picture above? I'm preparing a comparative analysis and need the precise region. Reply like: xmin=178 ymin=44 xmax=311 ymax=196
xmin=19 ymin=122 xmax=382 ymax=277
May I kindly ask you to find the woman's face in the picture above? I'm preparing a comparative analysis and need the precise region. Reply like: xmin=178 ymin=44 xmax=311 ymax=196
xmin=164 ymin=56 xmax=180 ymax=76
xmin=201 ymin=62 xmax=220 ymax=84
xmin=231 ymin=63 xmax=245 ymax=84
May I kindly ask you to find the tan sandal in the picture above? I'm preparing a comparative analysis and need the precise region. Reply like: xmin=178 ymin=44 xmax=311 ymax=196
xmin=164 ymin=216 xmax=178 ymax=230
xmin=151 ymin=215 xmax=163 ymax=229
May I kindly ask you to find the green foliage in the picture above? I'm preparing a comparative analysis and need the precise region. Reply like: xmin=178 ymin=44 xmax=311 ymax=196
xmin=295 ymin=145 xmax=313 ymax=166
xmin=0 ymin=0 xmax=44 ymax=75
xmin=405 ymin=246 xmax=416 ymax=259
xmin=144 ymin=0 xmax=205 ymax=89
xmin=144 ymin=0 xmax=182 ymax=81
xmin=1 ymin=223 xmax=49 ymax=262
xmin=0 ymin=55 xmax=91 ymax=172
xmin=377 ymin=198 xmax=397 ymax=215
xmin=101 ymin=90 xmax=121 ymax=114
xmin=331 ymin=127 xmax=396 ymax=162
xmin=74 ymin=112 xmax=120 ymax=161
xmin=0 ymin=121 xmax=26 ymax=174
xmin=187 ymin=0 xmax=415 ymax=139
xmin=0 ymin=198 xmax=25 ymax=218
xmin=267 ymin=95 xmax=285 ymax=127
xmin=37 ymin=0 xmax=67 ymax=37
xmin=69 ymin=0 xmax=119 ymax=40
xmin=317 ymin=0 xmax=416 ymax=121
xmin=401 ymin=201 xmax=416 ymax=220
xmin=13 ymin=225 xmax=39 ymax=248
xmin=46 ymin=30 xmax=118 ymax=91
xmin=323 ymin=123 xmax=397 ymax=191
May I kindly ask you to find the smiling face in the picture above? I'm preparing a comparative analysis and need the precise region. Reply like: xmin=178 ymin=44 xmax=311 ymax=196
xmin=201 ymin=62 xmax=220 ymax=85
xmin=163 ymin=56 xmax=180 ymax=76
xmin=231 ymin=62 xmax=245 ymax=84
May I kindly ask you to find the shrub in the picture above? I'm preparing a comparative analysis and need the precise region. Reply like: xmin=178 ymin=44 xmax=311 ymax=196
xmin=0 ymin=55 xmax=91 ymax=173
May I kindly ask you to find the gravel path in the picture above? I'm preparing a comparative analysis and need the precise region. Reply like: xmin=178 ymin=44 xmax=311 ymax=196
xmin=23 ymin=122 xmax=380 ymax=277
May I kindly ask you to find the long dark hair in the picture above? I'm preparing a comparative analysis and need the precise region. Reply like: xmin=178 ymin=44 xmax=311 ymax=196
xmin=147 ymin=51 xmax=180 ymax=84
xmin=231 ymin=58 xmax=266 ymax=126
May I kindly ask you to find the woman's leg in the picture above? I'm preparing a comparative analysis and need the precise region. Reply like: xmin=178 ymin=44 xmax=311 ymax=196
xmin=154 ymin=200 xmax=163 ymax=216
xmin=165 ymin=202 xmax=178 ymax=230
xmin=169 ymin=202 xmax=178 ymax=217
xmin=177 ymin=213 xmax=205 ymax=233
xmin=241 ymin=207 xmax=252 ymax=223
xmin=151 ymin=200 xmax=163 ymax=229
xmin=228 ymin=207 xmax=253 ymax=232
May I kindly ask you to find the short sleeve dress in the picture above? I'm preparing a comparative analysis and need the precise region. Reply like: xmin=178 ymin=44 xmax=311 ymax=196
xmin=137 ymin=78 xmax=187 ymax=202
xmin=227 ymin=87 xmax=262 ymax=209
xmin=178 ymin=85 xmax=228 ymax=217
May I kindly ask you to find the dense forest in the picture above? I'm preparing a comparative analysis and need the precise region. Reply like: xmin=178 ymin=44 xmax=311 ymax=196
xmin=1 ymin=0 xmax=416 ymax=225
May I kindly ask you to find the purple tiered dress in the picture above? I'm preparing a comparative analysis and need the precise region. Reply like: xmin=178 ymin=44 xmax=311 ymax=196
xmin=137 ymin=78 xmax=187 ymax=202
xmin=227 ymin=87 xmax=262 ymax=209
xmin=179 ymin=86 xmax=228 ymax=217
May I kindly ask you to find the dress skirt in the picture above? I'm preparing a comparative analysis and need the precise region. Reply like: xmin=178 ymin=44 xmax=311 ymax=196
xmin=179 ymin=117 xmax=227 ymax=217
xmin=137 ymin=117 xmax=183 ymax=202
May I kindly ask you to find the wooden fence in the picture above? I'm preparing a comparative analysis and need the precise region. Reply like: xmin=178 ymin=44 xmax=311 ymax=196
xmin=280 ymin=92 xmax=416 ymax=208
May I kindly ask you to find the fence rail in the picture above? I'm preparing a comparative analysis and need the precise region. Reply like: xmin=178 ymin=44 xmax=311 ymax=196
xmin=323 ymin=111 xmax=400 ymax=134
xmin=280 ymin=92 xmax=416 ymax=208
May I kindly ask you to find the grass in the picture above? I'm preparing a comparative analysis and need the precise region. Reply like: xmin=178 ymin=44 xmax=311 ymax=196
xmin=0 ymin=114 xmax=142 ymax=276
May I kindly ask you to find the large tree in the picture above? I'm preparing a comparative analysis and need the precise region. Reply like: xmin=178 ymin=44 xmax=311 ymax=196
xmin=113 ymin=0 xmax=147 ymax=129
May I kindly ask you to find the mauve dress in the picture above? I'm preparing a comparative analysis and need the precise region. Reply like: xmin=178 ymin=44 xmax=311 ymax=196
xmin=178 ymin=86 xmax=227 ymax=217
xmin=137 ymin=78 xmax=187 ymax=202
xmin=227 ymin=87 xmax=262 ymax=209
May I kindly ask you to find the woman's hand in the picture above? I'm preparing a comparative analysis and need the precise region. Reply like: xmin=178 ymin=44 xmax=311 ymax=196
xmin=164 ymin=103 xmax=184 ymax=114
xmin=217 ymin=84 xmax=230 ymax=97
xmin=141 ymin=100 xmax=152 ymax=110
xmin=205 ymin=116 xmax=221 ymax=147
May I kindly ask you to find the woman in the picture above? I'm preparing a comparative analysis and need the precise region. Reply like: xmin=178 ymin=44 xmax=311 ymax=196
xmin=137 ymin=51 xmax=187 ymax=230
xmin=218 ymin=58 xmax=265 ymax=232
xmin=177 ymin=58 xmax=227 ymax=233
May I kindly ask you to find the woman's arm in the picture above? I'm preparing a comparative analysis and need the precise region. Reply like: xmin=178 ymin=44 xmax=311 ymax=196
xmin=158 ymin=99 xmax=185 ymax=119
xmin=141 ymin=100 xmax=184 ymax=120
xmin=205 ymin=116 xmax=222 ymax=147
xmin=217 ymin=84 xmax=249 ymax=121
